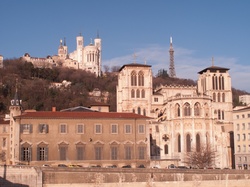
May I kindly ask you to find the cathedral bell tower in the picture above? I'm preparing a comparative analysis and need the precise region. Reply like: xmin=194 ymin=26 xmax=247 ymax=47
xmin=9 ymin=80 xmax=22 ymax=165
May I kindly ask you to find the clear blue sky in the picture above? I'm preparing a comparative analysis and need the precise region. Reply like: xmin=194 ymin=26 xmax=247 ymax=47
xmin=1 ymin=0 xmax=250 ymax=92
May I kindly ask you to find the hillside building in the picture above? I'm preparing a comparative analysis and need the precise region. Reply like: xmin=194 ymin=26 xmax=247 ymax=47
xmin=239 ymin=95 xmax=250 ymax=105
xmin=21 ymin=33 xmax=102 ymax=76
xmin=117 ymin=62 xmax=234 ymax=169
xmin=0 ymin=55 xmax=3 ymax=68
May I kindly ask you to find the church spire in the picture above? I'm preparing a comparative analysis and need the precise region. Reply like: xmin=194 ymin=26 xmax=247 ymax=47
xmin=11 ymin=78 xmax=22 ymax=106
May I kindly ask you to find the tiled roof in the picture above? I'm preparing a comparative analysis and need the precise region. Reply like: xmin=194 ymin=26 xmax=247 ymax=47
xmin=198 ymin=66 xmax=229 ymax=74
xmin=15 ymin=111 xmax=151 ymax=120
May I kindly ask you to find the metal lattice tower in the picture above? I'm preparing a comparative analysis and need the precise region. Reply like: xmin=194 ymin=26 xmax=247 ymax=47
xmin=169 ymin=37 xmax=176 ymax=78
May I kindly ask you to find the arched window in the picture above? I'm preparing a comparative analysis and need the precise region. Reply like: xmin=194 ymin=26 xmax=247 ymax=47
xmin=131 ymin=89 xmax=135 ymax=98
xmin=141 ymin=89 xmax=145 ymax=98
xmin=204 ymin=103 xmax=209 ymax=117
xmin=164 ymin=144 xmax=168 ymax=154
xmin=218 ymin=109 xmax=221 ymax=120
xmin=222 ymin=76 xmax=225 ymax=90
xmin=175 ymin=104 xmax=180 ymax=117
xmin=178 ymin=134 xmax=181 ymax=152
xmin=137 ymin=107 xmax=141 ymax=115
xmin=222 ymin=110 xmax=224 ymax=120
xmin=136 ymin=89 xmax=140 ymax=98
xmin=183 ymin=103 xmax=191 ymax=116
xmin=222 ymin=93 xmax=225 ymax=102
xmin=186 ymin=134 xmax=191 ymax=152
xmin=131 ymin=71 xmax=137 ymax=86
xmin=138 ymin=71 xmax=144 ymax=86
xmin=196 ymin=134 xmax=200 ymax=152
xmin=143 ymin=109 xmax=146 ymax=116
xmin=215 ymin=76 xmax=218 ymax=90
xmin=217 ymin=93 xmax=221 ymax=102
xmin=194 ymin=103 xmax=201 ymax=116
xmin=213 ymin=93 xmax=216 ymax=102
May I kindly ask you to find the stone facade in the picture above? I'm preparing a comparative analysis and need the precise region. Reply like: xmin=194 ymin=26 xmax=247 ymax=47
xmin=117 ymin=63 xmax=234 ymax=169
xmin=233 ymin=106 xmax=250 ymax=169
xmin=0 ymin=55 xmax=3 ymax=68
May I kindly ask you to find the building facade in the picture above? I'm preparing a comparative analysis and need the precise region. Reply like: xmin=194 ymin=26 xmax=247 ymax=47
xmin=0 ymin=55 xmax=3 ymax=68
xmin=117 ymin=63 xmax=234 ymax=169
xmin=7 ymin=92 xmax=150 ymax=167
xmin=239 ymin=95 xmax=250 ymax=105
xmin=233 ymin=106 xmax=250 ymax=169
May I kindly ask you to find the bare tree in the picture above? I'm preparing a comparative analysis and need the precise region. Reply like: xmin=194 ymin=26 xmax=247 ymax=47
xmin=183 ymin=143 xmax=217 ymax=169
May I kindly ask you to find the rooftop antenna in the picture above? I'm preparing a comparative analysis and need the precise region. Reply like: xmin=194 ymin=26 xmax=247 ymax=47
xmin=169 ymin=36 xmax=176 ymax=78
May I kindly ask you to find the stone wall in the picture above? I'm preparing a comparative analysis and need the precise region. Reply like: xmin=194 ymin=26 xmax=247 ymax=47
xmin=1 ymin=166 xmax=250 ymax=187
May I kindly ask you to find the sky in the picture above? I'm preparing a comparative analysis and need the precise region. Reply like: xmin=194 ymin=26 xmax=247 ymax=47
xmin=1 ymin=0 xmax=250 ymax=92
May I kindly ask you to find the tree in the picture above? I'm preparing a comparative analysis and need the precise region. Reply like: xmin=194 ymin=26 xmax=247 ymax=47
xmin=183 ymin=143 xmax=217 ymax=169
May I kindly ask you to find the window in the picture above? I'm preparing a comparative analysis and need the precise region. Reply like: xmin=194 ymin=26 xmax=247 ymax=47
xmin=60 ymin=124 xmax=67 ymax=133
xmin=137 ymin=107 xmax=141 ymax=115
xmin=243 ymin=134 xmax=246 ymax=141
xmin=248 ymin=114 xmax=250 ymax=118
xmin=37 ymin=146 xmax=48 ymax=161
xmin=237 ymin=124 xmax=240 ymax=130
xmin=138 ymin=124 xmax=145 ymax=134
xmin=111 ymin=147 xmax=118 ymax=160
xmin=217 ymin=93 xmax=220 ymax=102
xmin=125 ymin=124 xmax=131 ymax=134
xmin=125 ymin=146 xmax=132 ymax=160
xmin=20 ymin=124 xmax=33 ymax=134
xmin=186 ymin=134 xmax=191 ymax=152
xmin=237 ymin=134 xmax=240 ymax=141
xmin=76 ymin=147 xmax=84 ymax=160
xmin=138 ymin=71 xmax=144 ymax=86
xmin=141 ymin=89 xmax=145 ymax=98
xmin=196 ymin=134 xmax=201 ymax=152
xmin=59 ymin=147 xmax=67 ymax=160
xmin=21 ymin=145 xmax=32 ymax=162
xmin=77 ymin=124 xmax=84 ymax=134
xmin=243 ymin=123 xmax=245 ymax=130
xmin=242 ymin=114 xmax=245 ymax=118
xmin=95 ymin=146 xmax=102 ymax=160
xmin=138 ymin=146 xmax=145 ymax=159
xmin=183 ymin=103 xmax=191 ymax=116
xmin=248 ymin=123 xmax=250 ymax=129
xmin=237 ymin=115 xmax=239 ymax=119
xmin=243 ymin=145 xmax=246 ymax=152
xmin=194 ymin=103 xmax=200 ymax=116
xmin=111 ymin=124 xmax=118 ymax=134
xmin=38 ymin=124 xmax=49 ymax=133
xmin=131 ymin=89 xmax=135 ymax=98
xmin=178 ymin=134 xmax=181 ymax=152
xmin=2 ymin=138 xmax=6 ymax=148
xmin=95 ymin=124 xmax=102 ymax=134
xmin=248 ymin=133 xmax=250 ymax=140
xmin=131 ymin=71 xmax=137 ymax=86
xmin=164 ymin=144 xmax=169 ymax=154
xmin=222 ymin=93 xmax=225 ymax=102
xmin=175 ymin=104 xmax=180 ymax=117
xmin=238 ymin=145 xmax=241 ymax=152
xmin=154 ymin=97 xmax=158 ymax=102
xmin=136 ymin=89 xmax=140 ymax=98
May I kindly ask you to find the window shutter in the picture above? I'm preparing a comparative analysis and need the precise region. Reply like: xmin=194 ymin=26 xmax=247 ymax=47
xmin=37 ymin=147 xmax=40 ymax=161
xmin=46 ymin=125 xmax=49 ymax=133
xmin=29 ymin=147 xmax=32 ymax=161
xmin=45 ymin=147 xmax=48 ymax=161
xmin=20 ymin=147 xmax=24 ymax=161
xmin=29 ymin=124 xmax=33 ymax=133
xmin=39 ymin=124 xmax=42 ymax=133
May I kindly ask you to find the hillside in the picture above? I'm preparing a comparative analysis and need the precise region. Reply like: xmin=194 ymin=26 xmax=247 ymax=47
xmin=0 ymin=59 xmax=248 ymax=114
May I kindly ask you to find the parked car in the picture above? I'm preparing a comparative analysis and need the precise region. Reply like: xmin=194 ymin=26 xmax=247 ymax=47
xmin=58 ymin=164 xmax=67 ymax=167
xmin=168 ymin=164 xmax=176 ymax=169
xmin=137 ymin=164 xmax=145 ymax=168
xmin=106 ymin=165 xmax=117 ymax=168
xmin=42 ymin=164 xmax=50 ymax=167
xmin=177 ymin=166 xmax=189 ymax=169
xmin=122 ymin=165 xmax=131 ymax=168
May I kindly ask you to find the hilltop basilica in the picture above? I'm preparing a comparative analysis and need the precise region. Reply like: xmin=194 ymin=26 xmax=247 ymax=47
xmin=21 ymin=33 xmax=102 ymax=76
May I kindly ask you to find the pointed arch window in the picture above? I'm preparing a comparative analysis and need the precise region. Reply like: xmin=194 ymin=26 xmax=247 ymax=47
xmin=143 ymin=109 xmax=146 ymax=116
xmin=213 ymin=93 xmax=216 ymax=102
xmin=222 ymin=76 xmax=225 ymax=90
xmin=204 ymin=103 xmax=209 ymax=117
xmin=178 ymin=134 xmax=181 ymax=152
xmin=183 ymin=103 xmax=191 ymax=116
xmin=136 ymin=89 xmax=140 ymax=98
xmin=131 ymin=89 xmax=135 ymax=98
xmin=175 ymin=104 xmax=180 ymax=117
xmin=218 ymin=109 xmax=221 ymax=120
xmin=141 ymin=89 xmax=145 ymax=98
xmin=196 ymin=134 xmax=201 ymax=152
xmin=131 ymin=71 xmax=137 ymax=86
xmin=217 ymin=93 xmax=221 ymax=102
xmin=138 ymin=107 xmax=141 ymax=115
xmin=194 ymin=103 xmax=201 ymax=116
xmin=138 ymin=71 xmax=144 ymax=86
xmin=186 ymin=134 xmax=191 ymax=152
xmin=164 ymin=144 xmax=169 ymax=154
xmin=222 ymin=93 xmax=225 ymax=102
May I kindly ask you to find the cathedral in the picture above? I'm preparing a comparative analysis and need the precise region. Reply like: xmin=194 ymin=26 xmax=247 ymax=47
xmin=116 ymin=42 xmax=234 ymax=168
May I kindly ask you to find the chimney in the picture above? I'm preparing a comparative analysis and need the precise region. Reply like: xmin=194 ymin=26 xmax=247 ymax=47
xmin=52 ymin=107 xmax=56 ymax=112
